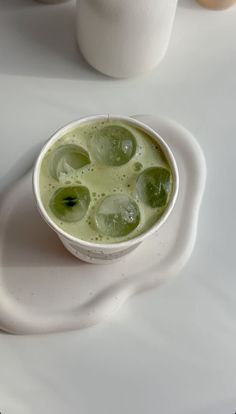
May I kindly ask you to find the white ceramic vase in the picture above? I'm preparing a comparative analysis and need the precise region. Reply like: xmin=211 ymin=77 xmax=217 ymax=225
xmin=76 ymin=0 xmax=178 ymax=78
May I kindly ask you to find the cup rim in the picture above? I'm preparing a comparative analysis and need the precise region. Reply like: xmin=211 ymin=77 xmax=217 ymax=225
xmin=33 ymin=114 xmax=179 ymax=250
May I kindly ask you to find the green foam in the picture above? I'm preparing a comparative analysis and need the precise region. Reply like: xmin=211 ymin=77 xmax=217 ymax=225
xmin=39 ymin=119 xmax=173 ymax=243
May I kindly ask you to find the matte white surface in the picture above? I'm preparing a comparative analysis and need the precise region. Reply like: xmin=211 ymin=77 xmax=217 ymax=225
xmin=0 ymin=115 xmax=205 ymax=334
xmin=0 ymin=0 xmax=236 ymax=413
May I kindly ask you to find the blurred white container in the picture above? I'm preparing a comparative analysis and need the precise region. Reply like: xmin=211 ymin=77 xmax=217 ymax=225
xmin=76 ymin=0 xmax=178 ymax=78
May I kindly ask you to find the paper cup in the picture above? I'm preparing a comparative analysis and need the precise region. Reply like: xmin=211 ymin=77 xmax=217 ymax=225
xmin=33 ymin=115 xmax=179 ymax=264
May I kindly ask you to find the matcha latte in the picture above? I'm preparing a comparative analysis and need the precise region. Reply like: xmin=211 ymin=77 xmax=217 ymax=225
xmin=39 ymin=118 xmax=175 ymax=244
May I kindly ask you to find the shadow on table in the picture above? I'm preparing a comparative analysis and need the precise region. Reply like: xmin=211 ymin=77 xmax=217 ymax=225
xmin=0 ymin=141 xmax=44 ymax=200
xmin=0 ymin=138 xmax=79 ymax=268
xmin=2 ymin=186 xmax=79 ymax=268
xmin=0 ymin=0 xmax=107 ymax=81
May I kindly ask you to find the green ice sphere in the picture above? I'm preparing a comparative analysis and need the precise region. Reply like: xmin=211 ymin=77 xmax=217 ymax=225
xmin=136 ymin=167 xmax=172 ymax=208
xmin=50 ymin=186 xmax=90 ymax=222
xmin=49 ymin=144 xmax=90 ymax=180
xmin=95 ymin=194 xmax=140 ymax=237
xmin=90 ymin=125 xmax=136 ymax=166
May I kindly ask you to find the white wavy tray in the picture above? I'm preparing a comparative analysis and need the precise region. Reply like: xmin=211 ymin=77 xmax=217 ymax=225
xmin=0 ymin=115 xmax=206 ymax=334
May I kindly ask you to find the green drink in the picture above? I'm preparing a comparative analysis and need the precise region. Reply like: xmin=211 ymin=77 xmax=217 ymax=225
xmin=39 ymin=119 xmax=174 ymax=244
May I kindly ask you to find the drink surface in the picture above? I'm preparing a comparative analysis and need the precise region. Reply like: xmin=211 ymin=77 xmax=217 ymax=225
xmin=39 ymin=119 xmax=173 ymax=243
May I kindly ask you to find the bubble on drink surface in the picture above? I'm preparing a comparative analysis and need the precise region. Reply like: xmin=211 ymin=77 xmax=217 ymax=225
xmin=95 ymin=194 xmax=140 ymax=237
xmin=49 ymin=186 xmax=90 ymax=222
xmin=49 ymin=144 xmax=90 ymax=181
xmin=136 ymin=167 xmax=172 ymax=208
xmin=133 ymin=162 xmax=143 ymax=172
xmin=89 ymin=125 xmax=136 ymax=166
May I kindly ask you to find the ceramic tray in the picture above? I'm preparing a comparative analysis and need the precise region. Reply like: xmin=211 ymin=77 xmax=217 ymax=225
xmin=0 ymin=115 xmax=206 ymax=334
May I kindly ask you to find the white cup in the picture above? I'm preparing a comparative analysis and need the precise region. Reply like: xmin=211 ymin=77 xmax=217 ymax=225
xmin=33 ymin=115 xmax=179 ymax=264
xmin=76 ymin=0 xmax=178 ymax=78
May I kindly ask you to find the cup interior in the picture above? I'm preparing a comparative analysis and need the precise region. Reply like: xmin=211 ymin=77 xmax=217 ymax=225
xmin=33 ymin=114 xmax=179 ymax=250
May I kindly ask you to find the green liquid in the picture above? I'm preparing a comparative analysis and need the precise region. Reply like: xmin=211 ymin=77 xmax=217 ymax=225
xmin=39 ymin=119 xmax=173 ymax=243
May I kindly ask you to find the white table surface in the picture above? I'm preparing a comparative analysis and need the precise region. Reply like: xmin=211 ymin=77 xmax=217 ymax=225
xmin=0 ymin=1 xmax=236 ymax=413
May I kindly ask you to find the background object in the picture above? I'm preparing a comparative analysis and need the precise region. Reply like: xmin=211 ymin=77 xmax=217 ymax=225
xmin=197 ymin=0 xmax=236 ymax=9
xmin=76 ymin=0 xmax=178 ymax=78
